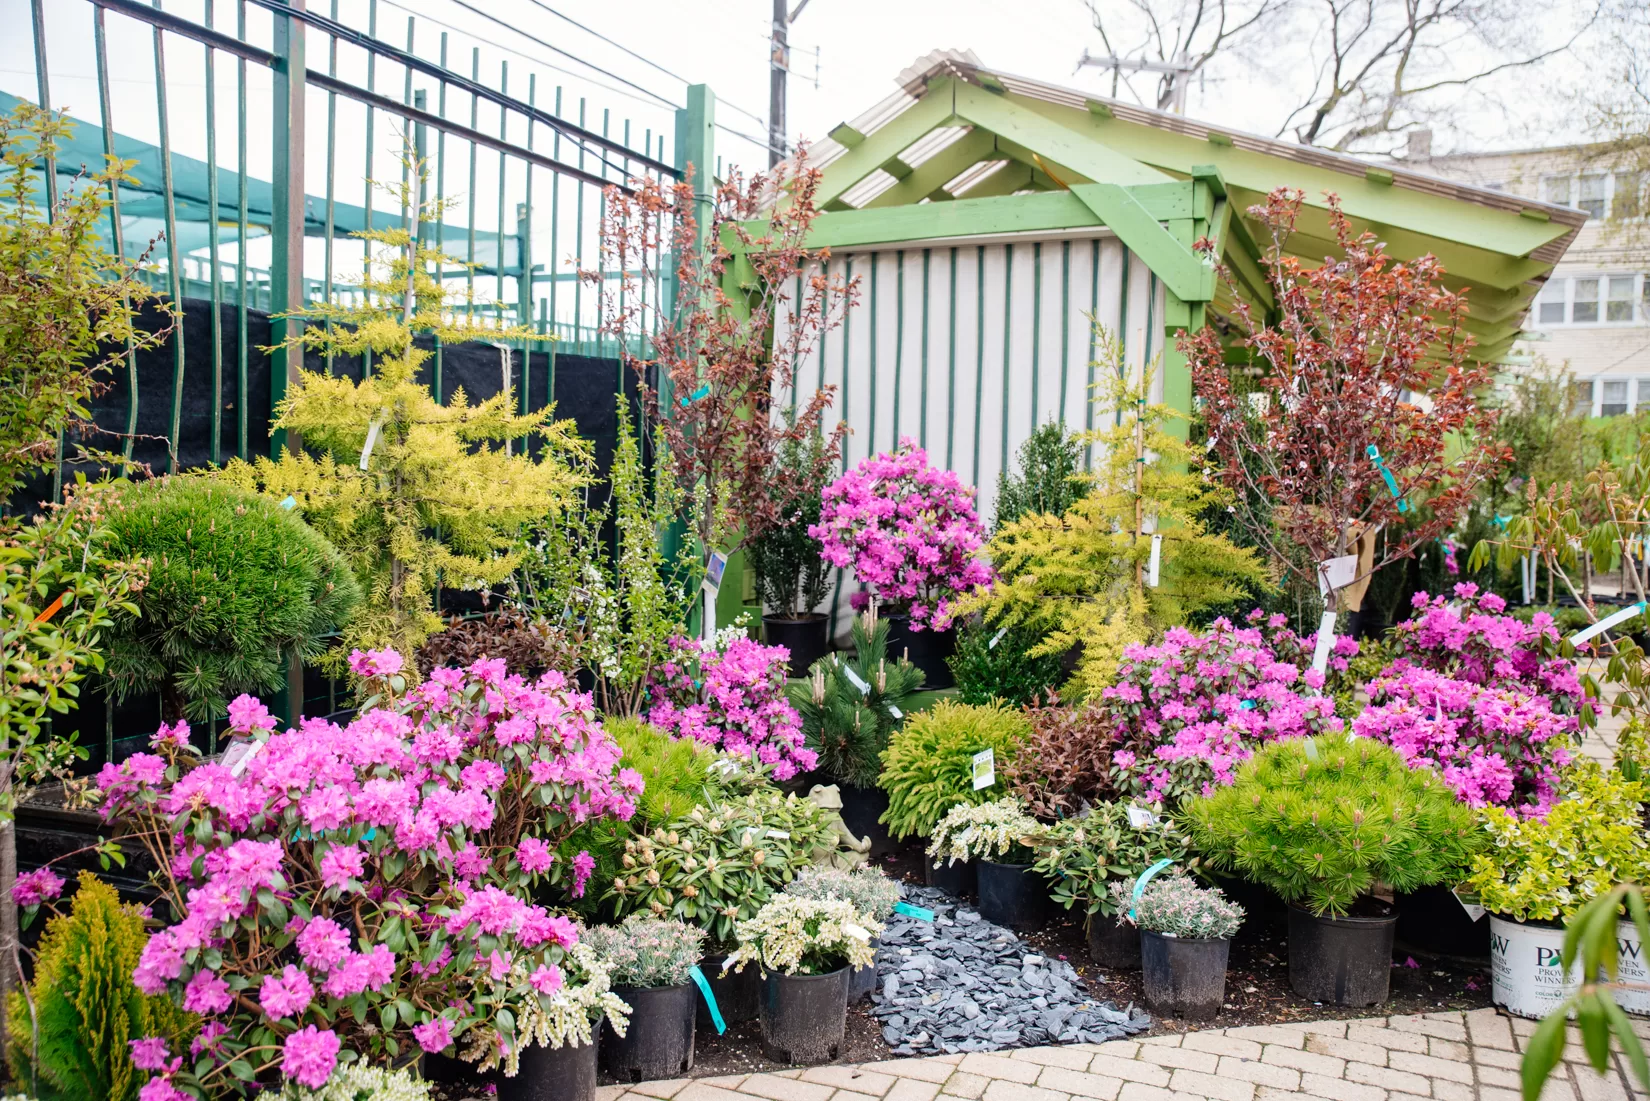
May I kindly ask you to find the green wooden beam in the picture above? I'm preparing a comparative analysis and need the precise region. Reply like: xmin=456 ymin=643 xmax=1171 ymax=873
xmin=815 ymin=90 xmax=960 ymax=208
xmin=883 ymin=155 xmax=914 ymax=181
xmin=950 ymin=80 xmax=1171 ymax=188
xmin=1071 ymin=183 xmax=1213 ymax=301
xmin=863 ymin=128 xmax=997 ymax=209
xmin=829 ymin=122 xmax=866 ymax=148
xmin=957 ymin=160 xmax=1033 ymax=199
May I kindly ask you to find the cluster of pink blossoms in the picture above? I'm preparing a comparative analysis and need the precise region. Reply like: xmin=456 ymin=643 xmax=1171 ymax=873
xmin=1356 ymin=585 xmax=1582 ymax=817
xmin=91 ymin=651 xmax=642 ymax=1095
xmin=647 ymin=634 xmax=818 ymax=781
xmin=810 ymin=439 xmax=993 ymax=630
xmin=1099 ymin=610 xmax=1355 ymax=806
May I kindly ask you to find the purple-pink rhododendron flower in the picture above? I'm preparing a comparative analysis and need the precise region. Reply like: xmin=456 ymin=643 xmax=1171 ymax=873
xmin=89 ymin=651 xmax=639 ymax=1093
xmin=647 ymin=634 xmax=817 ymax=780
xmin=810 ymin=439 xmax=993 ymax=630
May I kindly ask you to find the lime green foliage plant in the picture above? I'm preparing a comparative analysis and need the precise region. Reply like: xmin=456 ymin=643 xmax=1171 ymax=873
xmin=928 ymin=796 xmax=1046 ymax=867
xmin=785 ymin=864 xmax=900 ymax=922
xmin=100 ymin=478 xmax=359 ymax=722
xmin=955 ymin=341 xmax=1268 ymax=697
xmin=603 ymin=789 xmax=835 ymax=946
xmin=1185 ymin=733 xmax=1481 ymax=917
xmin=220 ymin=152 xmax=588 ymax=665
xmin=0 ymin=104 xmax=174 ymax=495
xmin=947 ymin=618 xmax=1066 ymax=707
xmin=1464 ymin=761 xmax=1650 ymax=923
xmin=994 ymin=421 xmax=1083 ymax=530
xmin=6 ymin=874 xmax=196 ymax=1101
xmin=877 ymin=699 xmax=1028 ymax=841
xmin=1032 ymin=805 xmax=1195 ymax=919
xmin=791 ymin=605 xmax=923 ymax=787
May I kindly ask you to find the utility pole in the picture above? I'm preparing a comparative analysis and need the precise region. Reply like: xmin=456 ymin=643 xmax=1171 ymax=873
xmin=1076 ymin=49 xmax=1199 ymax=114
xmin=769 ymin=0 xmax=788 ymax=166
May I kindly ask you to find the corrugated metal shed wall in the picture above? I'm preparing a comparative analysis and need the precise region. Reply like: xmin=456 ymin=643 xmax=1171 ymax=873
xmin=776 ymin=232 xmax=1168 ymax=642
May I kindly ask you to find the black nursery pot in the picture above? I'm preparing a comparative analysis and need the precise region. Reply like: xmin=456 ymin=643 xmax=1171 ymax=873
xmin=884 ymin=614 xmax=953 ymax=690
xmin=976 ymin=859 xmax=1049 ymax=932
xmin=1395 ymin=884 xmax=1490 ymax=958
xmin=925 ymin=857 xmax=976 ymax=899
xmin=496 ymin=1035 xmax=597 ymax=1101
xmin=698 ymin=955 xmax=761 ymax=1029
xmin=837 ymin=784 xmax=897 ymax=856
xmin=1141 ymin=931 xmax=1230 ymax=1021
xmin=1288 ymin=904 xmax=1398 ymax=1007
xmin=1087 ymin=913 xmax=1142 ymax=969
xmin=764 ymin=613 xmax=829 ymax=678
xmin=848 ymin=937 xmax=881 ymax=1002
xmin=603 ymin=983 xmax=696 ymax=1083
xmin=760 ymin=966 xmax=850 ymax=1064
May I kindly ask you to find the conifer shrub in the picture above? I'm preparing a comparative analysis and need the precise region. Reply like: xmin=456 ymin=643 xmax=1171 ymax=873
xmin=993 ymin=420 xmax=1083 ymax=530
xmin=5 ymin=873 xmax=196 ymax=1101
xmin=100 ymin=478 xmax=360 ymax=721
xmin=792 ymin=606 xmax=923 ymax=788
xmin=877 ymin=699 xmax=1029 ymax=841
xmin=1185 ymin=733 xmax=1482 ymax=917
xmin=947 ymin=618 xmax=1066 ymax=707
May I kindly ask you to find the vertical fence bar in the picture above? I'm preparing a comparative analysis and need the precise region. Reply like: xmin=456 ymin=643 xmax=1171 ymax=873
xmin=30 ymin=0 xmax=57 ymax=209
xmin=205 ymin=0 xmax=225 ymax=465
xmin=574 ymin=98 xmax=586 ymax=350
xmin=548 ymin=86 xmax=561 ymax=365
xmin=151 ymin=1 xmax=187 ymax=475
xmin=497 ymin=62 xmax=509 ymax=312
xmin=433 ymin=33 xmax=449 ymax=396
xmin=322 ymin=0 xmax=340 ymax=372
xmin=522 ymin=74 xmax=537 ymax=413
xmin=93 ymin=7 xmax=140 ymax=464
xmin=466 ymin=48 xmax=479 ymax=307
xmin=236 ymin=0 xmax=249 ymax=459
xmin=361 ymin=0 xmax=378 ymax=371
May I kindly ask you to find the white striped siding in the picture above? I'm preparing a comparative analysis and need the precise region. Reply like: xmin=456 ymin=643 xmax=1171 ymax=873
xmin=775 ymin=233 xmax=1166 ymax=644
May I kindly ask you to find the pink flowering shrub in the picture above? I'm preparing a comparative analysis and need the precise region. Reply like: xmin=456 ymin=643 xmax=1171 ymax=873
xmin=94 ymin=652 xmax=641 ymax=1097
xmin=1354 ymin=585 xmax=1583 ymax=817
xmin=810 ymin=439 xmax=992 ymax=630
xmin=1097 ymin=611 xmax=1354 ymax=806
xmin=646 ymin=633 xmax=817 ymax=781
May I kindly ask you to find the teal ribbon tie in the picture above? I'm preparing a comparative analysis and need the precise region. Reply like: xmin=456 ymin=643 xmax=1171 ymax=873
xmin=1366 ymin=445 xmax=1408 ymax=513
xmin=679 ymin=384 xmax=710 ymax=407
xmin=894 ymin=901 xmax=935 ymax=921
xmin=1129 ymin=858 xmax=1176 ymax=921
xmin=278 ymin=495 xmax=297 ymax=511
xmin=689 ymin=965 xmax=726 ymax=1034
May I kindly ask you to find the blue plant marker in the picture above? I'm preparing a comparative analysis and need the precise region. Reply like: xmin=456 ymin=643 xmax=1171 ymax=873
xmin=894 ymin=901 xmax=935 ymax=921
xmin=1238 ymin=699 xmax=1256 ymax=711
xmin=679 ymin=384 xmax=710 ymax=407
xmin=1129 ymin=858 xmax=1176 ymax=921
xmin=1366 ymin=445 xmax=1409 ymax=513
xmin=278 ymin=495 xmax=297 ymax=510
xmin=689 ymin=965 xmax=726 ymax=1034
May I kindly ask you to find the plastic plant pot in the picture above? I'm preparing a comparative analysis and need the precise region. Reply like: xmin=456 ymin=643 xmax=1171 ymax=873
xmin=759 ymin=965 xmax=851 ymax=1065
xmin=976 ymin=859 xmax=1049 ymax=932
xmin=1287 ymin=905 xmax=1397 ymax=1007
xmin=925 ymin=856 xmax=976 ymax=899
xmin=602 ymin=983 xmax=696 ymax=1083
xmin=496 ymin=1034 xmax=597 ymax=1101
xmin=1488 ymin=915 xmax=1578 ymax=1020
xmin=1140 ymin=930 xmax=1230 ymax=1021
xmin=1395 ymin=884 xmax=1489 ymax=958
xmin=698 ymin=955 xmax=760 ymax=1029
xmin=848 ymin=937 xmax=881 ymax=1002
xmin=1086 ymin=912 xmax=1142 ymax=969
xmin=837 ymin=784 xmax=897 ymax=856
xmin=764 ymin=614 xmax=829 ymax=678
xmin=885 ymin=614 xmax=953 ymax=690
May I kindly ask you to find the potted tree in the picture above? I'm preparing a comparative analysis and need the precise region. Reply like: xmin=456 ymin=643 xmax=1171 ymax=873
xmin=929 ymin=797 xmax=1050 ymax=932
xmin=725 ymin=894 xmax=880 ymax=1065
xmin=784 ymin=864 xmax=900 ymax=1002
xmin=749 ymin=434 xmax=835 ymax=676
xmin=1110 ymin=874 xmax=1245 ymax=1021
xmin=1185 ymin=733 xmax=1480 ymax=1006
xmin=584 ymin=916 xmax=706 ymax=1082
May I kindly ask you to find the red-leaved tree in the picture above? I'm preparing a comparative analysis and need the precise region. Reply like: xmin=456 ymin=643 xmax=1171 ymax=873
xmin=585 ymin=148 xmax=858 ymax=564
xmin=1184 ymin=188 xmax=1508 ymax=604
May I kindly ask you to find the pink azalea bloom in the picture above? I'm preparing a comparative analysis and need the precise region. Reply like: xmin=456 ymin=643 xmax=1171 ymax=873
xmin=129 ymin=1037 xmax=174 ymax=1071
xmin=413 ymin=1017 xmax=455 ymax=1053
xmin=281 ymin=1025 xmax=341 ymax=1089
xmin=11 ymin=867 xmax=63 ymax=908
xmin=260 ymin=964 xmax=315 ymax=1019
xmin=183 ymin=969 xmax=233 ymax=1014
xmin=319 ymin=845 xmax=365 ymax=890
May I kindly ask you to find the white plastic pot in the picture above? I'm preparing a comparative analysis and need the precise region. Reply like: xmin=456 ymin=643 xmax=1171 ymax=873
xmin=1490 ymin=915 xmax=1650 ymax=1019
xmin=1615 ymin=920 xmax=1649 ymax=1017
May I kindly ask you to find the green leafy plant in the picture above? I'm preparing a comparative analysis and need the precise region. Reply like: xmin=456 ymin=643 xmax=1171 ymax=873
xmin=928 ymin=796 xmax=1046 ymax=867
xmin=877 ymin=699 xmax=1028 ymax=841
xmin=1112 ymin=874 xmax=1245 ymax=940
xmin=1006 ymin=699 xmax=1136 ymax=820
xmin=747 ymin=433 xmax=834 ymax=618
xmin=1032 ymin=805 xmax=1195 ymax=918
xmin=791 ymin=605 xmax=923 ymax=787
xmin=1464 ymin=762 xmax=1650 ymax=923
xmin=6 ymin=873 xmax=196 ymax=1101
xmin=994 ymin=420 xmax=1083 ymax=530
xmin=1185 ymin=733 xmax=1482 ymax=917
xmin=947 ymin=618 xmax=1066 ymax=707
xmin=581 ymin=916 xmax=706 ymax=989
xmin=99 ymin=478 xmax=359 ymax=722
xmin=0 ymin=103 xmax=174 ymax=495
xmin=784 ymin=864 xmax=900 ymax=922
xmin=219 ymin=150 xmax=588 ymax=666
xmin=603 ymin=789 xmax=835 ymax=946
xmin=724 ymin=895 xmax=880 ymax=977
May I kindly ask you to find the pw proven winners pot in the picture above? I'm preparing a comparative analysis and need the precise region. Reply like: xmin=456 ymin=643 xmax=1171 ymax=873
xmin=1490 ymin=915 xmax=1650 ymax=1019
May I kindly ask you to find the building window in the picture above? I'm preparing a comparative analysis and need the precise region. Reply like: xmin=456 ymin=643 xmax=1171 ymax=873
xmin=1639 ymin=379 xmax=1650 ymax=411
xmin=1602 ymin=379 xmax=1630 ymax=416
xmin=1578 ymin=174 xmax=1609 ymax=219
xmin=1618 ymin=173 xmax=1645 ymax=219
xmin=1607 ymin=276 xmax=1636 ymax=321
xmin=1537 ymin=279 xmax=1567 ymax=324
xmin=1572 ymin=278 xmax=1600 ymax=323
xmin=1543 ymin=175 xmax=1571 ymax=206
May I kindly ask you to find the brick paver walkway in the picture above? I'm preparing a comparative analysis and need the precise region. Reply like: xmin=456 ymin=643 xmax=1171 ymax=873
xmin=597 ymin=1009 xmax=1647 ymax=1101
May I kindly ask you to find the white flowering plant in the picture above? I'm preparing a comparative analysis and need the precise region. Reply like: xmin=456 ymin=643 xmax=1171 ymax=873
xmin=784 ymin=864 xmax=900 ymax=922
xmin=927 ymin=796 xmax=1047 ymax=866
xmin=275 ymin=1065 xmax=430 ymax=1101
xmin=1110 ymin=874 xmax=1245 ymax=940
xmin=465 ymin=941 xmax=630 ymax=1073
xmin=582 ymin=916 xmax=706 ymax=989
xmin=725 ymin=895 xmax=882 ymax=976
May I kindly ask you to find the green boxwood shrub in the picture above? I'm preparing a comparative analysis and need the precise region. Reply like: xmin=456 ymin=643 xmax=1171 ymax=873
xmin=947 ymin=618 xmax=1066 ymax=707
xmin=1184 ymin=733 xmax=1482 ymax=917
xmin=877 ymin=699 xmax=1029 ymax=840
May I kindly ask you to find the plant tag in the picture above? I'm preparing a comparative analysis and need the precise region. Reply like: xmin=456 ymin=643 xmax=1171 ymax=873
xmin=1452 ymin=888 xmax=1487 ymax=923
xmin=1129 ymin=858 xmax=1176 ymax=920
xmin=1569 ymin=601 xmax=1648 ymax=647
xmin=843 ymin=923 xmax=872 ymax=941
xmin=359 ymin=417 xmax=384 ymax=470
xmin=688 ymin=965 xmax=727 ymax=1034
xmin=886 ymin=704 xmax=903 ymax=720
xmin=765 ymin=829 xmax=791 ymax=840
xmin=1310 ymin=609 xmax=1337 ymax=675
xmin=224 ymin=737 xmax=265 ymax=778
xmin=278 ymin=495 xmax=297 ymax=510
xmin=988 ymin=627 xmax=1008 ymax=650
xmin=701 ymin=551 xmax=728 ymax=596
xmin=971 ymin=748 xmax=996 ymax=791
xmin=1147 ymin=533 xmax=1163 ymax=588
xmin=841 ymin=665 xmax=871 ymax=696
xmin=1316 ymin=554 xmax=1358 ymax=598
xmin=1125 ymin=806 xmax=1157 ymax=829
xmin=679 ymin=383 xmax=711 ymax=407
xmin=894 ymin=901 xmax=935 ymax=921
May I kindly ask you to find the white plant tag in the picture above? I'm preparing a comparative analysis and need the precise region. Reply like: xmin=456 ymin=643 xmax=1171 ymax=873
xmin=971 ymin=748 xmax=996 ymax=791
xmin=766 ymin=829 xmax=791 ymax=840
xmin=988 ymin=627 xmax=1008 ymax=650
xmin=1147 ymin=534 xmax=1163 ymax=588
xmin=1569 ymin=601 xmax=1648 ymax=647
xmin=887 ymin=704 xmax=903 ymax=720
xmin=1316 ymin=554 xmax=1358 ymax=598
xmin=359 ymin=417 xmax=384 ymax=470
xmin=843 ymin=923 xmax=871 ymax=941
xmin=224 ymin=737 xmax=265 ymax=777
xmin=1310 ymin=609 xmax=1337 ymax=675
xmin=1125 ymin=806 xmax=1157 ymax=829
xmin=841 ymin=665 xmax=871 ymax=696
xmin=1453 ymin=888 xmax=1487 ymax=923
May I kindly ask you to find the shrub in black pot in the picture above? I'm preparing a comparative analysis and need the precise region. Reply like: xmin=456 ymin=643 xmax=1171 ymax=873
xmin=725 ymin=895 xmax=883 ymax=1064
xmin=929 ymin=796 xmax=1050 ymax=931
xmin=1111 ymin=874 xmax=1245 ymax=1020
xmin=494 ymin=943 xmax=631 ymax=1101
xmin=584 ymin=916 xmax=707 ymax=1082
xmin=878 ymin=699 xmax=1030 ymax=853
xmin=749 ymin=435 xmax=835 ymax=677
xmin=784 ymin=864 xmax=901 ymax=1002
xmin=1185 ymin=733 xmax=1481 ymax=1007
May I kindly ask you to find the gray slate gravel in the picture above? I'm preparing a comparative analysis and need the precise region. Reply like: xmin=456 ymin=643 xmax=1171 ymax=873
xmin=868 ymin=885 xmax=1150 ymax=1057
